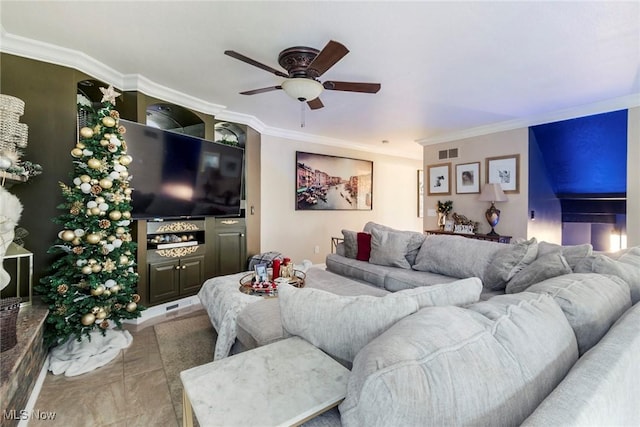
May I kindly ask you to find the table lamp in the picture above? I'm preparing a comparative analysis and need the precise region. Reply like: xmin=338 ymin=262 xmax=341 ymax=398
xmin=478 ymin=183 xmax=508 ymax=236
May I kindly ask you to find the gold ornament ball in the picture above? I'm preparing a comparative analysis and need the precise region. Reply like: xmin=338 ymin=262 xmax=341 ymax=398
xmin=87 ymin=158 xmax=102 ymax=169
xmin=80 ymin=127 xmax=94 ymax=138
xmin=109 ymin=210 xmax=122 ymax=220
xmin=86 ymin=233 xmax=101 ymax=244
xmin=119 ymin=171 xmax=129 ymax=179
xmin=111 ymin=284 xmax=121 ymax=293
xmin=72 ymin=237 xmax=82 ymax=246
xmin=102 ymin=116 xmax=116 ymax=127
xmin=71 ymin=148 xmax=83 ymax=158
xmin=100 ymin=139 xmax=109 ymax=147
xmin=76 ymin=142 xmax=86 ymax=150
xmin=96 ymin=308 xmax=107 ymax=320
xmin=125 ymin=302 xmax=137 ymax=312
xmin=91 ymin=285 xmax=105 ymax=296
xmin=91 ymin=264 xmax=102 ymax=273
xmin=116 ymin=227 xmax=125 ymax=235
xmin=81 ymin=265 xmax=92 ymax=275
xmin=102 ymin=289 xmax=111 ymax=297
xmin=119 ymin=155 xmax=132 ymax=166
xmin=61 ymin=230 xmax=75 ymax=241
xmin=119 ymin=255 xmax=129 ymax=265
xmin=121 ymin=211 xmax=131 ymax=219
xmin=80 ymin=174 xmax=91 ymax=183
xmin=107 ymin=235 xmax=116 ymax=242
xmin=99 ymin=179 xmax=113 ymax=189
xmin=90 ymin=207 xmax=101 ymax=215
xmin=81 ymin=313 xmax=96 ymax=326
xmin=91 ymin=306 xmax=100 ymax=315
xmin=124 ymin=188 xmax=132 ymax=196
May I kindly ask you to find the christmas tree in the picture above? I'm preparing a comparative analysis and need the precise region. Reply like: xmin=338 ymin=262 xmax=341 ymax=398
xmin=38 ymin=86 xmax=145 ymax=346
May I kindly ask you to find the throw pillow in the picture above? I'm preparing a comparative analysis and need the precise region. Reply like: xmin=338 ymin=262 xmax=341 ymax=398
xmin=278 ymin=283 xmax=419 ymax=364
xmin=484 ymin=238 xmax=538 ymax=291
xmin=537 ymin=241 xmax=593 ymax=270
xmin=356 ymin=232 xmax=372 ymax=261
xmin=368 ymin=228 xmax=412 ymax=269
xmin=363 ymin=221 xmax=425 ymax=265
xmin=574 ymin=254 xmax=640 ymax=304
xmin=341 ymin=229 xmax=358 ymax=259
xmin=505 ymin=252 xmax=572 ymax=294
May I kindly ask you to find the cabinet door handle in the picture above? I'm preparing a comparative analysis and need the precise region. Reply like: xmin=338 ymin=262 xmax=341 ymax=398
xmin=175 ymin=265 xmax=181 ymax=270
xmin=182 ymin=265 xmax=187 ymax=269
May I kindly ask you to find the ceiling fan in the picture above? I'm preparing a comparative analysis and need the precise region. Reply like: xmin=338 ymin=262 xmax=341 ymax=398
xmin=224 ymin=40 xmax=381 ymax=110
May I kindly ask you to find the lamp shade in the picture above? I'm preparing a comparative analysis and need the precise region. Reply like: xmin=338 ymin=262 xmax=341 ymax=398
xmin=479 ymin=183 xmax=508 ymax=202
xmin=281 ymin=78 xmax=323 ymax=101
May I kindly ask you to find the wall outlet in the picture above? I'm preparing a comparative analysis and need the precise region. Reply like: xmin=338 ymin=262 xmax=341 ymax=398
xmin=314 ymin=245 xmax=320 ymax=254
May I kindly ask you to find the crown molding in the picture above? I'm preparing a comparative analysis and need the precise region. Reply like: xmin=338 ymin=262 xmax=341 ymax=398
xmin=0 ymin=29 xmax=418 ymax=160
xmin=416 ymin=94 xmax=640 ymax=146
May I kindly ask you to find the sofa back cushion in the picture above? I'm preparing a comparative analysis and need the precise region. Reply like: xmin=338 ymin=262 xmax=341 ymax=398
xmin=339 ymin=293 xmax=578 ymax=427
xmin=412 ymin=234 xmax=504 ymax=281
xmin=341 ymin=229 xmax=358 ymax=259
xmin=526 ymin=273 xmax=631 ymax=355
xmin=363 ymin=222 xmax=425 ymax=265
xmin=505 ymin=252 xmax=572 ymax=294
xmin=574 ymin=252 xmax=640 ymax=304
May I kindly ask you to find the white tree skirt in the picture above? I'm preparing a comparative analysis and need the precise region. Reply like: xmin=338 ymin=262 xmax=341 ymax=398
xmin=48 ymin=329 xmax=132 ymax=377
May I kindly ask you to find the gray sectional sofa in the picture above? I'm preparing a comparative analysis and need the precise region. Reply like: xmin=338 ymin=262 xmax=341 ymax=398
xmin=201 ymin=221 xmax=640 ymax=425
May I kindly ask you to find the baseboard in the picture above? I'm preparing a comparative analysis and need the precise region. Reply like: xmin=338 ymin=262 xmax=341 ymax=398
xmin=18 ymin=356 xmax=50 ymax=427
xmin=123 ymin=295 xmax=202 ymax=325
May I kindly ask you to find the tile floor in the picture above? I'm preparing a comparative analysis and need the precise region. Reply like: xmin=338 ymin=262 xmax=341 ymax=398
xmin=29 ymin=304 xmax=205 ymax=427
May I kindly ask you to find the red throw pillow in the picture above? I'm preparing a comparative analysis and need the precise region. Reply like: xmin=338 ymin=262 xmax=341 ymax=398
xmin=356 ymin=232 xmax=372 ymax=261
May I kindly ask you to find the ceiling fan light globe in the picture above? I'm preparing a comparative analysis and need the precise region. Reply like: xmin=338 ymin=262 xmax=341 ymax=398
xmin=281 ymin=78 xmax=323 ymax=102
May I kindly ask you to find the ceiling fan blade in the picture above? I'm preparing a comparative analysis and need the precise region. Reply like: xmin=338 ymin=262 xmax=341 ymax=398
xmin=224 ymin=50 xmax=289 ymax=78
xmin=323 ymin=81 xmax=381 ymax=93
xmin=307 ymin=40 xmax=349 ymax=77
xmin=307 ymin=98 xmax=324 ymax=110
xmin=239 ymin=86 xmax=282 ymax=95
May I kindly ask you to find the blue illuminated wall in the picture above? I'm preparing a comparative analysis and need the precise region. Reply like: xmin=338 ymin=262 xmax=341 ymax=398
xmin=530 ymin=110 xmax=627 ymax=195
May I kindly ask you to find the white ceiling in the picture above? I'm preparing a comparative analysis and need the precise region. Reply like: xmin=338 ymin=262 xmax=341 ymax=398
xmin=1 ymin=1 xmax=639 ymax=158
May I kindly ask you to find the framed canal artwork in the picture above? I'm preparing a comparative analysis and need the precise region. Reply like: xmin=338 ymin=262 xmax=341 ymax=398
xmin=296 ymin=151 xmax=373 ymax=211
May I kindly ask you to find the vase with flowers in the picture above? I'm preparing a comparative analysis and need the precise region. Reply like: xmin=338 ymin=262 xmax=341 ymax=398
xmin=437 ymin=200 xmax=453 ymax=230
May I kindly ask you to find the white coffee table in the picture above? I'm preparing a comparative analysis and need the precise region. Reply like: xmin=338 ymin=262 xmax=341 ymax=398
xmin=180 ymin=336 xmax=350 ymax=427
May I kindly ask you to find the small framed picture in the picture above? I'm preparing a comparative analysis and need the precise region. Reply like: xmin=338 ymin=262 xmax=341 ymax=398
xmin=455 ymin=162 xmax=480 ymax=194
xmin=254 ymin=263 xmax=268 ymax=283
xmin=427 ymin=163 xmax=451 ymax=196
xmin=417 ymin=169 xmax=424 ymax=217
xmin=486 ymin=154 xmax=520 ymax=193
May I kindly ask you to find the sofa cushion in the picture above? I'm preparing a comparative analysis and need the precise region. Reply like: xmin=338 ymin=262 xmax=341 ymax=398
xmin=383 ymin=268 xmax=458 ymax=292
xmin=412 ymin=234 xmax=504 ymax=281
xmin=537 ymin=241 xmax=593 ymax=270
xmin=339 ymin=293 xmax=578 ymax=427
xmin=341 ymin=229 xmax=358 ymax=259
xmin=363 ymin=222 xmax=425 ymax=265
xmin=522 ymin=302 xmax=640 ymax=427
xmin=369 ymin=228 xmax=412 ymax=269
xmin=484 ymin=238 xmax=538 ymax=290
xmin=393 ymin=277 xmax=483 ymax=307
xmin=278 ymin=283 xmax=419 ymax=364
xmin=574 ymin=253 xmax=640 ymax=304
xmin=526 ymin=273 xmax=631 ymax=355
xmin=326 ymin=253 xmax=389 ymax=288
xmin=355 ymin=232 xmax=371 ymax=261
xmin=505 ymin=252 xmax=572 ymax=294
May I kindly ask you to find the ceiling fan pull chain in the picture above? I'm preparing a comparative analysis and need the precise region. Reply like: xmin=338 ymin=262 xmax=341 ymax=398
xmin=300 ymin=101 xmax=306 ymax=128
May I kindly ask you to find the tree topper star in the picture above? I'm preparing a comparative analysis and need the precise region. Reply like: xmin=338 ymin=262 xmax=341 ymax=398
xmin=100 ymin=85 xmax=121 ymax=105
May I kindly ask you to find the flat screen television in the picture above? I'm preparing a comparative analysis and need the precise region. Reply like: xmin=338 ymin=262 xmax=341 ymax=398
xmin=121 ymin=119 xmax=244 ymax=219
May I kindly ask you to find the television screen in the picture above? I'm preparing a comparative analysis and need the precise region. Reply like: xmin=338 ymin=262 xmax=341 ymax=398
xmin=121 ymin=119 xmax=244 ymax=219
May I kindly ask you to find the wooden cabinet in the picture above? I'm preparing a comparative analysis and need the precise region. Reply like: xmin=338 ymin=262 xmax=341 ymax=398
xmin=424 ymin=229 xmax=512 ymax=244
xmin=213 ymin=218 xmax=246 ymax=276
xmin=134 ymin=217 xmax=247 ymax=306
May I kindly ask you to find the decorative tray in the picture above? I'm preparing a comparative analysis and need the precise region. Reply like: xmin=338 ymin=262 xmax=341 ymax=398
xmin=239 ymin=270 xmax=306 ymax=296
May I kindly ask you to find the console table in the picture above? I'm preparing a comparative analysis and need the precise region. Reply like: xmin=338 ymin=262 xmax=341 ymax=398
xmin=180 ymin=336 xmax=349 ymax=427
xmin=425 ymin=229 xmax=512 ymax=244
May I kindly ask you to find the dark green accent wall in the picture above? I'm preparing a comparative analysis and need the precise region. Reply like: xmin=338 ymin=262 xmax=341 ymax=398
xmin=1 ymin=53 xmax=85 ymax=287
